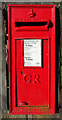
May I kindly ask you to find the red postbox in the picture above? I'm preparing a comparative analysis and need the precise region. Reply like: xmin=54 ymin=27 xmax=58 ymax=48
xmin=8 ymin=4 xmax=55 ymax=114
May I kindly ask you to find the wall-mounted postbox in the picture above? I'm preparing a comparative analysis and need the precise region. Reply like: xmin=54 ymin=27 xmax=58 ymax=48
xmin=8 ymin=5 xmax=55 ymax=114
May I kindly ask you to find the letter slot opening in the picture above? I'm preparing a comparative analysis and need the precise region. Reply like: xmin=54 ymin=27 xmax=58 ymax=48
xmin=15 ymin=22 xmax=47 ymax=27
xmin=15 ymin=21 xmax=49 ymax=31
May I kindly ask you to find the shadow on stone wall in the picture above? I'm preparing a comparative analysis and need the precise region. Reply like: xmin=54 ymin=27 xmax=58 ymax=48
xmin=55 ymin=7 xmax=61 ymax=113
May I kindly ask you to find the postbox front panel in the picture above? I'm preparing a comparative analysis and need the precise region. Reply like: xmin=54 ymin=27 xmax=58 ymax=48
xmin=8 ymin=5 xmax=55 ymax=114
xmin=16 ymin=38 xmax=49 ymax=107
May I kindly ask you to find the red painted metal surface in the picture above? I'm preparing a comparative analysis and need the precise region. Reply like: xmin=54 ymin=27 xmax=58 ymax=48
xmin=8 ymin=4 xmax=55 ymax=114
